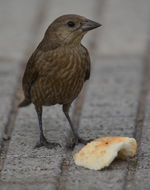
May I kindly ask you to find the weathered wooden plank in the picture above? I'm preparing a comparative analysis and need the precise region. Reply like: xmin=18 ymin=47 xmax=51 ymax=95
xmin=97 ymin=0 xmax=150 ymax=56
xmin=124 ymin=62 xmax=150 ymax=190
xmin=0 ymin=60 xmax=20 ymax=149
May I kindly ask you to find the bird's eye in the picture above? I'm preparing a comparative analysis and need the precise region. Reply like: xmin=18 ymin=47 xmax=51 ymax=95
xmin=67 ymin=21 xmax=75 ymax=27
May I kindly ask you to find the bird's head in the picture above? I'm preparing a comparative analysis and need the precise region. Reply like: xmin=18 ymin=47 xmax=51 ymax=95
xmin=44 ymin=14 xmax=101 ymax=47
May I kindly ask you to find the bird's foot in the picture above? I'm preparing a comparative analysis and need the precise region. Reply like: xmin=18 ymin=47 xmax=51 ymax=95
xmin=78 ymin=137 xmax=93 ymax=144
xmin=34 ymin=136 xmax=61 ymax=149
xmin=67 ymin=136 xmax=93 ymax=149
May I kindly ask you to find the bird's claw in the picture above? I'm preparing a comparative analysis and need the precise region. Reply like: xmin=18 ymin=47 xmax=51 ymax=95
xmin=78 ymin=137 xmax=93 ymax=144
xmin=34 ymin=139 xmax=61 ymax=149
xmin=66 ymin=136 xmax=93 ymax=149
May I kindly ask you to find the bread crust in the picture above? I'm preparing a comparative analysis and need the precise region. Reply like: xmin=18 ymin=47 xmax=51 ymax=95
xmin=73 ymin=137 xmax=137 ymax=170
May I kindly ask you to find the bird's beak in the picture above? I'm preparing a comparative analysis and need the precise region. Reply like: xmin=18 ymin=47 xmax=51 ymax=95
xmin=81 ymin=19 xmax=102 ymax=32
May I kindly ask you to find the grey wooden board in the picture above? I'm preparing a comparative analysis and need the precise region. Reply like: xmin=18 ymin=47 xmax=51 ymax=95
xmin=80 ymin=57 xmax=142 ymax=118
xmin=0 ymin=0 xmax=46 ymax=60
xmin=0 ymin=105 xmax=68 ymax=182
xmin=125 ymin=91 xmax=150 ymax=190
xmin=0 ymin=183 xmax=56 ymax=190
xmin=97 ymin=0 xmax=150 ymax=56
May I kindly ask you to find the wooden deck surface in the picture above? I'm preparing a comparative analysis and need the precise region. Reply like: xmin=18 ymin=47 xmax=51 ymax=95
xmin=0 ymin=0 xmax=150 ymax=189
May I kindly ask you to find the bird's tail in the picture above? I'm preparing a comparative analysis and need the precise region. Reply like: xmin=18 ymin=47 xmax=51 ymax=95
xmin=18 ymin=99 xmax=31 ymax=107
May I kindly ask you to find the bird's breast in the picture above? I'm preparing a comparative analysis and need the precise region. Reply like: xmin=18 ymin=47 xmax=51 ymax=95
xmin=54 ymin=48 xmax=85 ymax=104
xmin=31 ymin=46 xmax=88 ymax=105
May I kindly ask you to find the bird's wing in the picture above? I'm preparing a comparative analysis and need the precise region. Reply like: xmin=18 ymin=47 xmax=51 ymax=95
xmin=81 ymin=45 xmax=91 ymax=81
xmin=22 ymin=37 xmax=61 ymax=101
xmin=22 ymin=50 xmax=39 ymax=100
xmin=85 ymin=59 xmax=91 ymax=80
xmin=22 ymin=46 xmax=61 ymax=100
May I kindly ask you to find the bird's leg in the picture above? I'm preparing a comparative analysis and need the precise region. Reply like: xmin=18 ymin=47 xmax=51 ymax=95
xmin=63 ymin=104 xmax=92 ymax=148
xmin=34 ymin=105 xmax=60 ymax=149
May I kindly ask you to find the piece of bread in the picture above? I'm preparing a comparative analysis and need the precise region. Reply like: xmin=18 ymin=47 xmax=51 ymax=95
xmin=73 ymin=137 xmax=137 ymax=170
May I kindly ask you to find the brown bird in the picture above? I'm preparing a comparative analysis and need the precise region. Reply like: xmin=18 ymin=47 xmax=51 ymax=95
xmin=19 ymin=14 xmax=101 ymax=149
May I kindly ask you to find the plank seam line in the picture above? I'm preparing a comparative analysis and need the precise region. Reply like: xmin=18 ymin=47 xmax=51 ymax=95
xmin=0 ymin=180 xmax=57 ymax=185
xmin=123 ymin=51 xmax=150 ymax=190
xmin=0 ymin=65 xmax=23 ymax=175
xmin=0 ymin=0 xmax=51 ymax=179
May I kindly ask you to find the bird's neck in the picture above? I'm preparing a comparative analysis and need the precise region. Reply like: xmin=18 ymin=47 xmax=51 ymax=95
xmin=38 ymin=37 xmax=82 ymax=51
